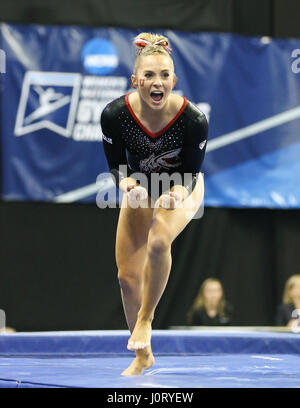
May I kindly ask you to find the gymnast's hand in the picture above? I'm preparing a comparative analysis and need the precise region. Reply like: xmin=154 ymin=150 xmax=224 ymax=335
xmin=127 ymin=184 xmax=148 ymax=207
xmin=156 ymin=191 xmax=181 ymax=210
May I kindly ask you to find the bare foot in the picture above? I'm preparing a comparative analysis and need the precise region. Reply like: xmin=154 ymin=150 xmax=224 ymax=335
xmin=122 ymin=347 xmax=155 ymax=376
xmin=127 ymin=318 xmax=152 ymax=351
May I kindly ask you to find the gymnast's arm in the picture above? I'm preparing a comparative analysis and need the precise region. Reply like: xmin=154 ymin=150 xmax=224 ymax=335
xmin=100 ymin=106 xmax=139 ymax=193
xmin=172 ymin=110 xmax=208 ymax=200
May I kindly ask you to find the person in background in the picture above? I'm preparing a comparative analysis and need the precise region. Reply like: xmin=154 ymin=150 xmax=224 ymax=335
xmin=187 ymin=278 xmax=233 ymax=326
xmin=0 ymin=327 xmax=16 ymax=334
xmin=275 ymin=274 xmax=300 ymax=327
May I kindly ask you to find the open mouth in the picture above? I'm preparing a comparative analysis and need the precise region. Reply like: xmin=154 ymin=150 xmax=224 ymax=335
xmin=150 ymin=91 xmax=164 ymax=102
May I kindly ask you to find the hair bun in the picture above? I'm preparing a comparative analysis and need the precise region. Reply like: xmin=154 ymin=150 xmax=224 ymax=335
xmin=134 ymin=36 xmax=171 ymax=54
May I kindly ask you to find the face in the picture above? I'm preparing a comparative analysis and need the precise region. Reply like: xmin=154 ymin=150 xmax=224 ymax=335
xmin=131 ymin=54 xmax=176 ymax=110
xmin=203 ymin=282 xmax=223 ymax=305
xmin=289 ymin=280 xmax=300 ymax=301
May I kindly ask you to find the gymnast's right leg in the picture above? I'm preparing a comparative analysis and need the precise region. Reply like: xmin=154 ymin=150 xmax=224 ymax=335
xmin=115 ymin=194 xmax=154 ymax=375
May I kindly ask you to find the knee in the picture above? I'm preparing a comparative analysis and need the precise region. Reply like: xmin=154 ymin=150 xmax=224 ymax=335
xmin=117 ymin=269 xmax=140 ymax=291
xmin=147 ymin=216 xmax=172 ymax=258
xmin=147 ymin=234 xmax=171 ymax=259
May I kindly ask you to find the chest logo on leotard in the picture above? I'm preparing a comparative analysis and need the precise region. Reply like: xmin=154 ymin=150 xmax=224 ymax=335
xmin=139 ymin=148 xmax=182 ymax=173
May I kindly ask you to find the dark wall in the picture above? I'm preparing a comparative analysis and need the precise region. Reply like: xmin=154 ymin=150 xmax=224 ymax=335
xmin=0 ymin=0 xmax=300 ymax=38
xmin=1 ymin=0 xmax=300 ymax=331
xmin=0 ymin=201 xmax=121 ymax=331
xmin=273 ymin=0 xmax=300 ymax=38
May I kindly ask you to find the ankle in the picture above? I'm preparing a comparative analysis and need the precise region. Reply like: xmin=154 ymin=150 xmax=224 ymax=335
xmin=136 ymin=346 xmax=152 ymax=358
xmin=137 ymin=310 xmax=154 ymax=323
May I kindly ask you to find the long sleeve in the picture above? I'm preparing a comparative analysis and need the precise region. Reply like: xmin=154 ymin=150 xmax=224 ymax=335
xmin=100 ymin=104 xmax=132 ymax=187
xmin=178 ymin=107 xmax=208 ymax=194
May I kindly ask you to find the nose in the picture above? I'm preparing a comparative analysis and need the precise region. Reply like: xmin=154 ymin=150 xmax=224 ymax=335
xmin=153 ymin=76 xmax=163 ymax=87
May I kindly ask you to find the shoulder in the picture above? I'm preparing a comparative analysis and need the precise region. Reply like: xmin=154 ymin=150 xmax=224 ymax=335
xmin=276 ymin=303 xmax=294 ymax=319
xmin=183 ymin=99 xmax=208 ymax=136
xmin=100 ymin=94 xmax=127 ymax=125
xmin=184 ymin=99 xmax=207 ymax=123
xmin=171 ymin=94 xmax=207 ymax=124
xmin=277 ymin=303 xmax=294 ymax=312
xmin=191 ymin=308 xmax=204 ymax=322
xmin=179 ymin=98 xmax=208 ymax=144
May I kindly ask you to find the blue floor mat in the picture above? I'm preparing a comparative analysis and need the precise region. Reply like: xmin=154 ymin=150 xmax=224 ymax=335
xmin=0 ymin=329 xmax=299 ymax=388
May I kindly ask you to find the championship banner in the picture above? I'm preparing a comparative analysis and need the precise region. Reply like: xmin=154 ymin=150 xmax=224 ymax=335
xmin=1 ymin=23 xmax=300 ymax=207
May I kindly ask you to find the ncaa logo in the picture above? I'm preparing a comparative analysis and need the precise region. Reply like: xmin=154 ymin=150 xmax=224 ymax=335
xmin=81 ymin=38 xmax=119 ymax=75
xmin=14 ymin=71 xmax=81 ymax=137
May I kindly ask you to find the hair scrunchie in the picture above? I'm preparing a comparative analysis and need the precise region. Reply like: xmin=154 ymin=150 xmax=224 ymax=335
xmin=135 ymin=38 xmax=171 ymax=54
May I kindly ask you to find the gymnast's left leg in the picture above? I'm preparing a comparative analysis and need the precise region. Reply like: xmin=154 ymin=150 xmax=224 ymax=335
xmin=127 ymin=175 xmax=204 ymax=355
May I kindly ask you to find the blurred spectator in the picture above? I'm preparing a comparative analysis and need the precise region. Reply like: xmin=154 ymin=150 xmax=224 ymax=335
xmin=275 ymin=274 xmax=300 ymax=327
xmin=187 ymin=278 xmax=234 ymax=326
xmin=0 ymin=327 xmax=16 ymax=334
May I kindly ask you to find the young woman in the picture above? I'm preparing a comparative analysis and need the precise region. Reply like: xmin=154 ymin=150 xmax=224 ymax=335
xmin=275 ymin=274 xmax=300 ymax=327
xmin=100 ymin=32 xmax=208 ymax=375
xmin=187 ymin=278 xmax=233 ymax=326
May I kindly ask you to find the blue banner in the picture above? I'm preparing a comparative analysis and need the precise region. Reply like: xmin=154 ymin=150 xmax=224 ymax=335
xmin=1 ymin=23 xmax=300 ymax=207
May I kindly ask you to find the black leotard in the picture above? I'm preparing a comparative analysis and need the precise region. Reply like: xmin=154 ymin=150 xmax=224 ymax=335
xmin=100 ymin=93 xmax=208 ymax=198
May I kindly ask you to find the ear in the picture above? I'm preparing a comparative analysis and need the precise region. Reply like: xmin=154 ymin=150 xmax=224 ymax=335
xmin=131 ymin=74 xmax=137 ymax=88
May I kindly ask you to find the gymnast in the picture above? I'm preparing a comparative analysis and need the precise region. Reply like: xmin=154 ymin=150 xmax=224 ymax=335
xmin=100 ymin=32 xmax=208 ymax=375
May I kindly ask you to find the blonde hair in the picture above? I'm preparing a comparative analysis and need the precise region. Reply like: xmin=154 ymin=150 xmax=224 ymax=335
xmin=132 ymin=32 xmax=174 ymax=75
xmin=187 ymin=278 xmax=226 ymax=324
xmin=282 ymin=274 xmax=300 ymax=304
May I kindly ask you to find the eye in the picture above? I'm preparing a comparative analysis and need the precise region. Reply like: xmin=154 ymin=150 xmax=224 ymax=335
xmin=144 ymin=73 xmax=152 ymax=78
xmin=162 ymin=72 xmax=170 ymax=78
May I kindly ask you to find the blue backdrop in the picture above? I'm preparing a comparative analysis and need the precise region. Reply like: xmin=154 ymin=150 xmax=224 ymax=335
xmin=1 ymin=23 xmax=300 ymax=208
